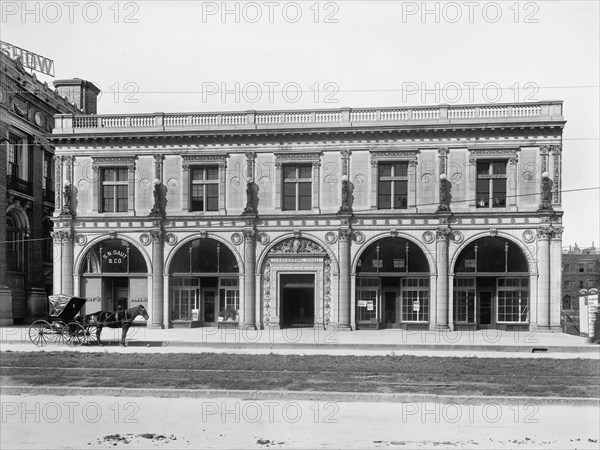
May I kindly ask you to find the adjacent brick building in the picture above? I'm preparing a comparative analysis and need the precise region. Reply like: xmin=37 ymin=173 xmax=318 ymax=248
xmin=0 ymin=50 xmax=98 ymax=324
xmin=561 ymin=243 xmax=600 ymax=335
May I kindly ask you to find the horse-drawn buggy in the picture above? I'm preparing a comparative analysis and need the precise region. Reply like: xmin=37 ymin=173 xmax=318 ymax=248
xmin=28 ymin=295 xmax=97 ymax=346
xmin=28 ymin=295 xmax=149 ymax=347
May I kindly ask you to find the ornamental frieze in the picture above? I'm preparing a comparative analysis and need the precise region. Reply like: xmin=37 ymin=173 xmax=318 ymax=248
xmin=269 ymin=238 xmax=325 ymax=254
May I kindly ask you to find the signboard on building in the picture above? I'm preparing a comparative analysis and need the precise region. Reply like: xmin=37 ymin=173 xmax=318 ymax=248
xmin=101 ymin=246 xmax=129 ymax=273
xmin=0 ymin=41 xmax=55 ymax=76
xmin=579 ymin=289 xmax=598 ymax=337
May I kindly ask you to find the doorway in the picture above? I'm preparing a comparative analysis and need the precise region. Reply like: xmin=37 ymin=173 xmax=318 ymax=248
xmin=478 ymin=290 xmax=494 ymax=328
xmin=383 ymin=291 xmax=397 ymax=327
xmin=102 ymin=278 xmax=128 ymax=311
xmin=280 ymin=274 xmax=315 ymax=327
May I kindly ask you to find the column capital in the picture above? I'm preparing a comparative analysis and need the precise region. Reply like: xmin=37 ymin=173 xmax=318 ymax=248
xmin=436 ymin=227 xmax=452 ymax=241
xmin=243 ymin=229 xmax=256 ymax=242
xmin=150 ymin=229 xmax=164 ymax=243
xmin=338 ymin=228 xmax=352 ymax=242
xmin=537 ymin=226 xmax=553 ymax=239
xmin=51 ymin=230 xmax=74 ymax=243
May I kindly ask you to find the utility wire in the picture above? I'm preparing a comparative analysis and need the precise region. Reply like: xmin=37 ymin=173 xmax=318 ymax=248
xmin=1 ymin=186 xmax=598 ymax=245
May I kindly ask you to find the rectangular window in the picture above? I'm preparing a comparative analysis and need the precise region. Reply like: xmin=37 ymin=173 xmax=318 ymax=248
xmin=378 ymin=162 xmax=408 ymax=209
xmin=101 ymin=168 xmax=128 ymax=212
xmin=43 ymin=153 xmax=54 ymax=198
xmin=282 ymin=164 xmax=312 ymax=211
xmin=454 ymin=278 xmax=475 ymax=323
xmin=7 ymin=134 xmax=26 ymax=180
xmin=497 ymin=278 xmax=529 ymax=323
xmin=401 ymin=278 xmax=429 ymax=322
xmin=476 ymin=160 xmax=507 ymax=208
xmin=190 ymin=166 xmax=219 ymax=212
xmin=219 ymin=278 xmax=240 ymax=322
xmin=357 ymin=289 xmax=378 ymax=322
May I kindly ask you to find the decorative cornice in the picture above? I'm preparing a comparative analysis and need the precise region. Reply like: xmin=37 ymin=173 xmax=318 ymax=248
xmin=468 ymin=148 xmax=519 ymax=164
xmin=92 ymin=156 xmax=136 ymax=170
xmin=181 ymin=154 xmax=228 ymax=169
xmin=274 ymin=152 xmax=322 ymax=166
xmin=370 ymin=150 xmax=420 ymax=163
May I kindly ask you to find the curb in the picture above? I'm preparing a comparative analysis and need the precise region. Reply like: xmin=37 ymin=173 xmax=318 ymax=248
xmin=2 ymin=340 xmax=599 ymax=353
xmin=2 ymin=386 xmax=598 ymax=406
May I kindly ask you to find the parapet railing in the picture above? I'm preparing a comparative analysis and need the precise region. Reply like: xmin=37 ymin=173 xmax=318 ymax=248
xmin=54 ymin=101 xmax=564 ymax=134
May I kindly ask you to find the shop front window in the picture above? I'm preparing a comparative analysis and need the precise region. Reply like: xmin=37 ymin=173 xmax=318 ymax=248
xmin=401 ymin=278 xmax=429 ymax=322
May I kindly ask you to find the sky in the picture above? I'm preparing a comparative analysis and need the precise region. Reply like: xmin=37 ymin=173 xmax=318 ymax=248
xmin=2 ymin=0 xmax=599 ymax=247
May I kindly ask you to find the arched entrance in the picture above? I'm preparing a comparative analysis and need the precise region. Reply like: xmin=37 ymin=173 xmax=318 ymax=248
xmin=261 ymin=237 xmax=333 ymax=329
xmin=453 ymin=237 xmax=530 ymax=330
xmin=80 ymin=239 xmax=149 ymax=315
xmin=355 ymin=237 xmax=431 ymax=329
xmin=169 ymin=238 xmax=239 ymax=327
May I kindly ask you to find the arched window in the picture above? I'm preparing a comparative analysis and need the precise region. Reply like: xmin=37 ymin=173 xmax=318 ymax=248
xmin=6 ymin=214 xmax=24 ymax=272
xmin=562 ymin=295 xmax=572 ymax=310
xmin=170 ymin=239 xmax=239 ymax=274
xmin=455 ymin=237 xmax=528 ymax=273
xmin=81 ymin=239 xmax=147 ymax=274
xmin=356 ymin=237 xmax=429 ymax=274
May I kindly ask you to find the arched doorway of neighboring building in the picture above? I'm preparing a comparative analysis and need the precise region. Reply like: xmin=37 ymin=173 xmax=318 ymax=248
xmin=453 ymin=237 xmax=530 ymax=330
xmin=169 ymin=238 xmax=239 ymax=327
xmin=354 ymin=237 xmax=431 ymax=329
xmin=80 ymin=239 xmax=149 ymax=315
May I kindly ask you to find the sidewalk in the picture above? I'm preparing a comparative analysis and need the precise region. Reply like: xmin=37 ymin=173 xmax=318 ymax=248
xmin=2 ymin=325 xmax=598 ymax=357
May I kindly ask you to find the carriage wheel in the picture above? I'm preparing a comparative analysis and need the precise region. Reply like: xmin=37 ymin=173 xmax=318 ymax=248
xmin=28 ymin=320 xmax=53 ymax=347
xmin=61 ymin=323 xmax=85 ymax=346
xmin=83 ymin=325 xmax=99 ymax=345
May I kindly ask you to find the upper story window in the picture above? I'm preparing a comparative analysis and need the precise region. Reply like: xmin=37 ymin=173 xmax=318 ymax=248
xmin=476 ymin=160 xmax=507 ymax=208
xmin=190 ymin=166 xmax=219 ymax=212
xmin=43 ymin=153 xmax=54 ymax=202
xmin=101 ymin=168 xmax=128 ymax=212
xmin=378 ymin=162 xmax=408 ymax=209
xmin=282 ymin=164 xmax=312 ymax=211
xmin=6 ymin=134 xmax=27 ymax=181
xmin=6 ymin=214 xmax=24 ymax=272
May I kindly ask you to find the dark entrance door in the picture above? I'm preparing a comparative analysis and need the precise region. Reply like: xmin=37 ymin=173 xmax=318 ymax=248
xmin=479 ymin=290 xmax=493 ymax=327
xmin=384 ymin=291 xmax=397 ymax=327
xmin=102 ymin=278 xmax=128 ymax=311
xmin=280 ymin=274 xmax=315 ymax=327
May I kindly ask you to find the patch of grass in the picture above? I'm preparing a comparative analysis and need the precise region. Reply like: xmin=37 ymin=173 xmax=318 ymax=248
xmin=1 ymin=352 xmax=598 ymax=398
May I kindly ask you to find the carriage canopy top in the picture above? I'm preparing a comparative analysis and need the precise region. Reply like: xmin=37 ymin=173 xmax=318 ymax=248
xmin=48 ymin=295 xmax=87 ymax=322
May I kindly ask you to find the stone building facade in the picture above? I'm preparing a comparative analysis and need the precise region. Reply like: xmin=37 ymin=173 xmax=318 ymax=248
xmin=0 ymin=50 xmax=98 ymax=324
xmin=49 ymin=101 xmax=565 ymax=331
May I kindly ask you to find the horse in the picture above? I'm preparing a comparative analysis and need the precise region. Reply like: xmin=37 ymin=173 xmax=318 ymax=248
xmin=84 ymin=305 xmax=149 ymax=347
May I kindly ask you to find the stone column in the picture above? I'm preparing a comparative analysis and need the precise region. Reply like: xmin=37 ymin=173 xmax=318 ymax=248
xmin=338 ymin=228 xmax=352 ymax=329
xmin=243 ymin=229 xmax=257 ymax=329
xmin=149 ymin=229 xmax=164 ymax=328
xmin=61 ymin=230 xmax=74 ymax=295
xmin=435 ymin=227 xmax=450 ymax=329
xmin=550 ymin=227 xmax=563 ymax=329
xmin=536 ymin=227 xmax=552 ymax=328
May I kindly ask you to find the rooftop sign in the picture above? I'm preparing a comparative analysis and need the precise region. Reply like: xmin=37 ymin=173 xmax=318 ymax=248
xmin=0 ymin=41 xmax=55 ymax=77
